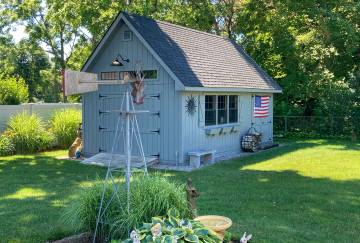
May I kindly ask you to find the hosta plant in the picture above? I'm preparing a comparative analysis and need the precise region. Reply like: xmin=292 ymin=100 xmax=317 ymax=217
xmin=119 ymin=208 xmax=221 ymax=243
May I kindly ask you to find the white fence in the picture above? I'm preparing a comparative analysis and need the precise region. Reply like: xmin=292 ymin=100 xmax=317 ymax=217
xmin=0 ymin=103 xmax=82 ymax=132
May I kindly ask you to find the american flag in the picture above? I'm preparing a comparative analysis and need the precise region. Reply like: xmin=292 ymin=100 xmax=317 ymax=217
xmin=254 ymin=96 xmax=270 ymax=118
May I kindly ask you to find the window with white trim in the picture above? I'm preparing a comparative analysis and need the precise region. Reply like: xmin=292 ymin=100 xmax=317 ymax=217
xmin=205 ymin=95 xmax=238 ymax=126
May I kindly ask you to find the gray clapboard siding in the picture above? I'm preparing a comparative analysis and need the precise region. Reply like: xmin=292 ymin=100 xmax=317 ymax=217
xmin=180 ymin=92 xmax=273 ymax=163
xmin=180 ymin=93 xmax=250 ymax=162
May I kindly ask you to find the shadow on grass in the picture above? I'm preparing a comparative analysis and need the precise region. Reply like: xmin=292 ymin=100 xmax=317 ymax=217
xmin=0 ymin=153 xmax=106 ymax=242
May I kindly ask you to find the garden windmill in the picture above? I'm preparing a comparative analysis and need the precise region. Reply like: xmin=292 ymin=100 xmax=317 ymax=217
xmin=63 ymin=62 xmax=149 ymax=242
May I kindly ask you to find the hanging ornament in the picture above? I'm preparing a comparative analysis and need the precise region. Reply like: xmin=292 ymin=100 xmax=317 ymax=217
xmin=185 ymin=95 xmax=197 ymax=116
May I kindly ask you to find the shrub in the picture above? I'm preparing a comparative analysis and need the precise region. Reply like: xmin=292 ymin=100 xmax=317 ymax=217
xmin=0 ymin=135 xmax=15 ymax=156
xmin=50 ymin=109 xmax=81 ymax=148
xmin=0 ymin=76 xmax=29 ymax=105
xmin=65 ymin=175 xmax=191 ymax=240
xmin=121 ymin=208 xmax=221 ymax=243
xmin=6 ymin=112 xmax=54 ymax=153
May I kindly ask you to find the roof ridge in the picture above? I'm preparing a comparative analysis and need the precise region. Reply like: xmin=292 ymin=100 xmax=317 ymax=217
xmin=125 ymin=11 xmax=230 ymax=42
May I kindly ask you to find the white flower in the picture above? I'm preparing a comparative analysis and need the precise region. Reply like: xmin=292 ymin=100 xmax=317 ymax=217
xmin=172 ymin=235 xmax=178 ymax=243
xmin=179 ymin=219 xmax=185 ymax=226
xmin=151 ymin=223 xmax=162 ymax=237
xmin=130 ymin=230 xmax=140 ymax=243
xmin=186 ymin=222 xmax=192 ymax=230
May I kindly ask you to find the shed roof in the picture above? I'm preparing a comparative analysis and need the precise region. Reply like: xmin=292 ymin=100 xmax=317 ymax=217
xmin=83 ymin=12 xmax=282 ymax=92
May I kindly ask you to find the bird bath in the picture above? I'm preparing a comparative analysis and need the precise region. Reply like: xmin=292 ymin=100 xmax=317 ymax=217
xmin=194 ymin=215 xmax=232 ymax=240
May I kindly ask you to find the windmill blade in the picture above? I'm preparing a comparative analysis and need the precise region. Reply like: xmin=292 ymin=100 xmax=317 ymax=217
xmin=63 ymin=70 xmax=99 ymax=96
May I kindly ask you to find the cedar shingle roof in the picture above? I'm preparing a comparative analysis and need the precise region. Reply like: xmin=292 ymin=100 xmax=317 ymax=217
xmin=123 ymin=12 xmax=281 ymax=91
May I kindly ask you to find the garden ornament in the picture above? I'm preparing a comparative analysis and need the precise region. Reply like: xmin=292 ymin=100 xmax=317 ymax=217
xmin=129 ymin=63 xmax=145 ymax=104
xmin=240 ymin=232 xmax=252 ymax=243
xmin=185 ymin=95 xmax=197 ymax=116
xmin=68 ymin=123 xmax=83 ymax=158
xmin=186 ymin=178 xmax=199 ymax=216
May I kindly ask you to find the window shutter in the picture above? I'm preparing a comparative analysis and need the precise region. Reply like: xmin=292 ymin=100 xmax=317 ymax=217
xmin=198 ymin=95 xmax=205 ymax=127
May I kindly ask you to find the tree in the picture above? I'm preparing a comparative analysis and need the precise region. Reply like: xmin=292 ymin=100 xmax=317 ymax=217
xmin=0 ymin=76 xmax=29 ymax=105
xmin=13 ymin=39 xmax=56 ymax=101
xmin=213 ymin=0 xmax=242 ymax=38
xmin=2 ymin=0 xmax=87 ymax=101
xmin=235 ymin=0 xmax=360 ymax=118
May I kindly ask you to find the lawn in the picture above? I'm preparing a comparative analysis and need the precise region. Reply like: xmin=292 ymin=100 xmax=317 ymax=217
xmin=0 ymin=139 xmax=359 ymax=242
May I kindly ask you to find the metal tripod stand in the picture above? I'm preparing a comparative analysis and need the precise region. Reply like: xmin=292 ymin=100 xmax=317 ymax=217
xmin=92 ymin=87 xmax=148 ymax=243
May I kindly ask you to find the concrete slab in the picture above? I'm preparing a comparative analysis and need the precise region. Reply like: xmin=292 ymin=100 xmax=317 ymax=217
xmin=81 ymin=153 xmax=158 ymax=168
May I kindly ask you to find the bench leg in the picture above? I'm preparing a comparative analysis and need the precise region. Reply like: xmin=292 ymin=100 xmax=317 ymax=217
xmin=207 ymin=153 xmax=215 ymax=164
xmin=190 ymin=155 xmax=201 ymax=168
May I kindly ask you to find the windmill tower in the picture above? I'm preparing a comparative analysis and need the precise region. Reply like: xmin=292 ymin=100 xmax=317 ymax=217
xmin=63 ymin=64 xmax=149 ymax=242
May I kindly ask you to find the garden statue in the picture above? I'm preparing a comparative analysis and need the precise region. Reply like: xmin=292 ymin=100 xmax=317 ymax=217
xmin=186 ymin=178 xmax=199 ymax=216
xmin=240 ymin=232 xmax=252 ymax=243
xmin=68 ymin=123 xmax=83 ymax=159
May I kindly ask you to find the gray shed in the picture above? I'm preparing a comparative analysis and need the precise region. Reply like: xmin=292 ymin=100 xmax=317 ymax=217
xmin=81 ymin=12 xmax=282 ymax=166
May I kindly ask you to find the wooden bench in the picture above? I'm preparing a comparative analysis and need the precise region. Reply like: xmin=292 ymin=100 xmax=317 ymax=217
xmin=188 ymin=150 xmax=216 ymax=168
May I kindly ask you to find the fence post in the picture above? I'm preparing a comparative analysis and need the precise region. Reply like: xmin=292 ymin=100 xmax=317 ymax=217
xmin=284 ymin=116 xmax=288 ymax=134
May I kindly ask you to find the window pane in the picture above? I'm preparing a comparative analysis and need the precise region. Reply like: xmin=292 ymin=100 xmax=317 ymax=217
xmin=217 ymin=95 xmax=226 ymax=109
xmin=205 ymin=95 xmax=215 ymax=110
xmin=205 ymin=110 xmax=216 ymax=126
xmin=217 ymin=95 xmax=227 ymax=124
xmin=144 ymin=70 xmax=157 ymax=79
xmin=205 ymin=95 xmax=216 ymax=126
xmin=218 ymin=110 xmax=227 ymax=124
xmin=229 ymin=96 xmax=237 ymax=109
xmin=229 ymin=109 xmax=238 ymax=123
xmin=101 ymin=72 xmax=118 ymax=80
xmin=229 ymin=96 xmax=238 ymax=123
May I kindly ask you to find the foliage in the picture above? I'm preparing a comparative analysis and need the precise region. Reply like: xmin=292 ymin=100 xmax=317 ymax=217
xmin=50 ymin=109 xmax=81 ymax=148
xmin=120 ymin=208 xmax=221 ymax=243
xmin=13 ymin=39 xmax=57 ymax=102
xmin=0 ymin=76 xmax=29 ymax=105
xmin=65 ymin=175 xmax=191 ymax=240
xmin=223 ymin=231 xmax=232 ymax=243
xmin=236 ymin=0 xmax=360 ymax=134
xmin=0 ymin=134 xmax=15 ymax=156
xmin=6 ymin=112 xmax=54 ymax=153
xmin=2 ymin=0 xmax=360 ymax=136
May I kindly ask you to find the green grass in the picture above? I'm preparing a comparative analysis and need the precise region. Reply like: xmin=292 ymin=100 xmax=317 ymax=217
xmin=0 ymin=139 xmax=359 ymax=242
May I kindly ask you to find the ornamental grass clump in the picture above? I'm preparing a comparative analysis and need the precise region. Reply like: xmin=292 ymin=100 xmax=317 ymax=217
xmin=50 ymin=109 xmax=81 ymax=148
xmin=0 ymin=135 xmax=15 ymax=156
xmin=6 ymin=112 xmax=54 ymax=153
xmin=64 ymin=175 xmax=191 ymax=241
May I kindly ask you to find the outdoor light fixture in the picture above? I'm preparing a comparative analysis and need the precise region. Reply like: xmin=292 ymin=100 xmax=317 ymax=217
xmin=111 ymin=54 xmax=130 ymax=66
